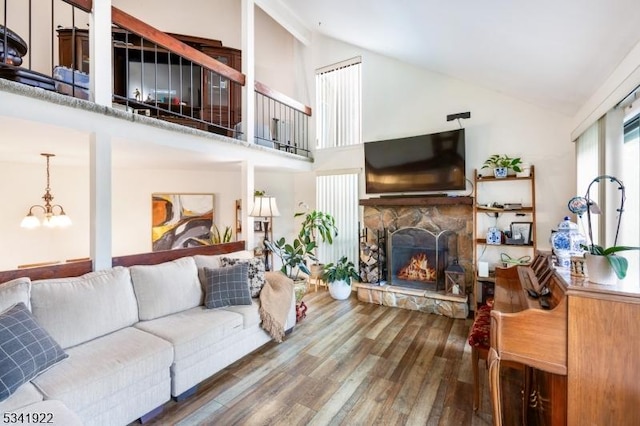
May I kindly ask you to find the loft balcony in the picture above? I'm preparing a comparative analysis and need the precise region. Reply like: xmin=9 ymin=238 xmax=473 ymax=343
xmin=0 ymin=0 xmax=312 ymax=159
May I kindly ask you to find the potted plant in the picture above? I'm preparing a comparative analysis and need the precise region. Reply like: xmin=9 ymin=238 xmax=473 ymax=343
xmin=579 ymin=175 xmax=639 ymax=285
xmin=295 ymin=209 xmax=338 ymax=278
xmin=322 ymin=256 xmax=359 ymax=300
xmin=482 ymin=154 xmax=523 ymax=178
xmin=265 ymin=235 xmax=317 ymax=283
xmin=582 ymin=244 xmax=639 ymax=285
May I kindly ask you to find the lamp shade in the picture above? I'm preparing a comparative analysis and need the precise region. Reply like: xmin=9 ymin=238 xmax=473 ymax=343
xmin=249 ymin=196 xmax=280 ymax=218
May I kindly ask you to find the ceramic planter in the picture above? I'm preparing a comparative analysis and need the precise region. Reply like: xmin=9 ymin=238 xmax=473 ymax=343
xmin=585 ymin=254 xmax=617 ymax=285
xmin=493 ymin=167 xmax=508 ymax=178
xmin=328 ymin=279 xmax=351 ymax=300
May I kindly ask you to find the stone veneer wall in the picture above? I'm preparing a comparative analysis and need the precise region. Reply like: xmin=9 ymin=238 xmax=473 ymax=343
xmin=361 ymin=202 xmax=474 ymax=295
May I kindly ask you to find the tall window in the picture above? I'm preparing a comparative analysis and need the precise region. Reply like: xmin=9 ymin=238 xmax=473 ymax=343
xmin=316 ymin=173 xmax=359 ymax=265
xmin=315 ymin=57 xmax=362 ymax=149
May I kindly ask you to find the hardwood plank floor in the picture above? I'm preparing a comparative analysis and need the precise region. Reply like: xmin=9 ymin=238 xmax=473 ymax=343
xmin=141 ymin=290 xmax=494 ymax=426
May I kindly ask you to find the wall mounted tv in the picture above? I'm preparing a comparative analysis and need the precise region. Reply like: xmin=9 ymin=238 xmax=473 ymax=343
xmin=364 ymin=128 xmax=466 ymax=194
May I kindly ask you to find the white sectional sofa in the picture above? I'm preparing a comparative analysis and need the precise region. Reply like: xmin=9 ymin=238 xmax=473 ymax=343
xmin=0 ymin=249 xmax=296 ymax=426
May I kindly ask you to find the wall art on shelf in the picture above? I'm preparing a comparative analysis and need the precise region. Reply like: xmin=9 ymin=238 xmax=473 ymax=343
xmin=151 ymin=193 xmax=214 ymax=251
xmin=510 ymin=222 xmax=533 ymax=245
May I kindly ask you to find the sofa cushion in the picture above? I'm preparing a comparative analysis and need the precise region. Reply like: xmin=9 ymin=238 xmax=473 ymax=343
xmin=193 ymin=250 xmax=254 ymax=270
xmin=222 ymin=301 xmax=261 ymax=329
xmin=130 ymin=256 xmax=202 ymax=320
xmin=204 ymin=263 xmax=252 ymax=308
xmin=220 ymin=256 xmax=266 ymax=297
xmin=31 ymin=267 xmax=138 ymax=349
xmin=135 ymin=306 xmax=244 ymax=361
xmin=32 ymin=327 xmax=173 ymax=423
xmin=194 ymin=250 xmax=254 ymax=288
xmin=0 ymin=303 xmax=68 ymax=402
xmin=0 ymin=277 xmax=31 ymax=312
xmin=0 ymin=382 xmax=43 ymax=416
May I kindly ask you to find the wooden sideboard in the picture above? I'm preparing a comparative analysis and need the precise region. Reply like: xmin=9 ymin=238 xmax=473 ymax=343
xmin=565 ymin=276 xmax=640 ymax=425
xmin=489 ymin=253 xmax=640 ymax=425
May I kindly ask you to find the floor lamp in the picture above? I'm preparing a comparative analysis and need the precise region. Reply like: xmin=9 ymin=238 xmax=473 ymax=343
xmin=249 ymin=196 xmax=280 ymax=271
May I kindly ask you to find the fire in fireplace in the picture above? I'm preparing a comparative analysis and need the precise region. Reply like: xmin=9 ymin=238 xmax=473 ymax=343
xmin=398 ymin=252 xmax=437 ymax=282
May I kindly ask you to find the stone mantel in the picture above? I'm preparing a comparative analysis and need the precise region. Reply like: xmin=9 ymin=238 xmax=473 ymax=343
xmin=359 ymin=196 xmax=473 ymax=207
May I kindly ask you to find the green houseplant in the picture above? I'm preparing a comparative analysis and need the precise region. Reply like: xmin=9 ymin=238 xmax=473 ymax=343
xmin=482 ymin=154 xmax=523 ymax=178
xmin=265 ymin=235 xmax=317 ymax=281
xmin=295 ymin=209 xmax=339 ymax=278
xmin=322 ymin=256 xmax=359 ymax=300
xmin=580 ymin=175 xmax=639 ymax=284
xmin=582 ymin=244 xmax=639 ymax=282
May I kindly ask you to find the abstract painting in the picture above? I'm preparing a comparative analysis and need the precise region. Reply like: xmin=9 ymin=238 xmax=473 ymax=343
xmin=152 ymin=193 xmax=214 ymax=251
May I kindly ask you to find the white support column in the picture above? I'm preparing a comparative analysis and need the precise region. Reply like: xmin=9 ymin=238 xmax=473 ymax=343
xmin=90 ymin=0 xmax=112 ymax=106
xmin=90 ymin=132 xmax=112 ymax=270
xmin=241 ymin=161 xmax=255 ymax=251
xmin=242 ymin=0 xmax=256 ymax=144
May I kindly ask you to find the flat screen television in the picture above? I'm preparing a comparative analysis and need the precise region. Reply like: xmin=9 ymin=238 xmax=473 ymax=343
xmin=364 ymin=129 xmax=466 ymax=194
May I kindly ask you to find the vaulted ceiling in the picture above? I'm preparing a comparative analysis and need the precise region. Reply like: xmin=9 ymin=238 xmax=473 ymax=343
xmin=281 ymin=0 xmax=640 ymax=116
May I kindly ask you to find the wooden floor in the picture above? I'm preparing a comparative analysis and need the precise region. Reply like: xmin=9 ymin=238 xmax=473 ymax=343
xmin=142 ymin=289 xmax=494 ymax=426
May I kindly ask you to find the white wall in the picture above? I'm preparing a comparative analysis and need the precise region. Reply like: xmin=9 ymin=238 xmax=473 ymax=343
xmin=0 ymin=162 xmax=251 ymax=270
xmin=2 ymin=162 xmax=90 ymax=270
xmin=301 ymin=34 xmax=576 ymax=266
xmin=112 ymin=168 xmax=243 ymax=256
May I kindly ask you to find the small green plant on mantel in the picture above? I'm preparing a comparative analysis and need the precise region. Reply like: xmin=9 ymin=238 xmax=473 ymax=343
xmin=322 ymin=256 xmax=360 ymax=285
xmin=482 ymin=154 xmax=523 ymax=173
xmin=581 ymin=244 xmax=639 ymax=279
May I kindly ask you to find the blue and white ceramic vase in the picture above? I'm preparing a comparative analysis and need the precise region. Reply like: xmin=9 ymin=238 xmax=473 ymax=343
xmin=550 ymin=216 xmax=587 ymax=268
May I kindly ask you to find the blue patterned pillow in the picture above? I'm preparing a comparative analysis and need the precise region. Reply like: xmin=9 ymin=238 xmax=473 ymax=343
xmin=203 ymin=263 xmax=252 ymax=308
xmin=0 ymin=303 xmax=68 ymax=402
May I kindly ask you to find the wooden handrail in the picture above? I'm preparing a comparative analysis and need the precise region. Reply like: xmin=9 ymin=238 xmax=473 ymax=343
xmin=111 ymin=7 xmax=245 ymax=86
xmin=255 ymin=81 xmax=312 ymax=116
xmin=62 ymin=0 xmax=92 ymax=13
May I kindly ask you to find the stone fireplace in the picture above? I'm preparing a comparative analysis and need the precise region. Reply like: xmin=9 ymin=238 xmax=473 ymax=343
xmin=356 ymin=196 xmax=473 ymax=319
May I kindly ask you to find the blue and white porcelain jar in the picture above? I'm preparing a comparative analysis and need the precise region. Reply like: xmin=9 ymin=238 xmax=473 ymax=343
xmin=550 ymin=216 xmax=587 ymax=268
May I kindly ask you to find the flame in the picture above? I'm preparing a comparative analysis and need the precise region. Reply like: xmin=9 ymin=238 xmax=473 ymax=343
xmin=398 ymin=253 xmax=436 ymax=282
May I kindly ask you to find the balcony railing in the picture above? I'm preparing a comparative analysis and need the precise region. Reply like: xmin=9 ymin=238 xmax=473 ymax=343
xmin=254 ymin=81 xmax=312 ymax=157
xmin=0 ymin=0 xmax=311 ymax=157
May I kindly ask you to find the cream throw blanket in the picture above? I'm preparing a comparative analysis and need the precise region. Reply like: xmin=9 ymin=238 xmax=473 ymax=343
xmin=260 ymin=271 xmax=294 ymax=343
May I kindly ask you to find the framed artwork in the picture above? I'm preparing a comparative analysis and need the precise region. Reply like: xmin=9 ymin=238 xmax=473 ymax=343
xmin=152 ymin=193 xmax=214 ymax=251
xmin=254 ymin=221 xmax=263 ymax=232
xmin=510 ymin=222 xmax=533 ymax=245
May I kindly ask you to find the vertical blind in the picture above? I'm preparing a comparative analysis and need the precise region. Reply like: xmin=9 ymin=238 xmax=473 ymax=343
xmin=316 ymin=173 xmax=359 ymax=266
xmin=315 ymin=58 xmax=362 ymax=149
xmin=576 ymin=119 xmax=601 ymax=245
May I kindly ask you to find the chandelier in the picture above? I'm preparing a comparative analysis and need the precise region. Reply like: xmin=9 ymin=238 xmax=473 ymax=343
xmin=20 ymin=153 xmax=72 ymax=228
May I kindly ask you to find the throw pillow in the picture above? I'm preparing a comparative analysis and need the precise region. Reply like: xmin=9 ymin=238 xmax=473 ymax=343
xmin=220 ymin=256 xmax=266 ymax=297
xmin=0 ymin=303 xmax=68 ymax=402
xmin=203 ymin=263 xmax=252 ymax=309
